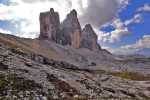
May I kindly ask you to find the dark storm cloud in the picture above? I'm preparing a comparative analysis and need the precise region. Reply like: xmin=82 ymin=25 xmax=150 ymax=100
xmin=79 ymin=0 xmax=118 ymax=27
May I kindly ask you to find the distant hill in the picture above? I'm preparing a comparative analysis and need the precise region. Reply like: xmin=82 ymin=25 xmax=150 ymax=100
xmin=117 ymin=54 xmax=146 ymax=58
xmin=134 ymin=48 xmax=150 ymax=57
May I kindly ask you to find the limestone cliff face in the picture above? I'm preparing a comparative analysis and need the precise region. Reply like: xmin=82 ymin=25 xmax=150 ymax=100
xmin=39 ymin=8 xmax=61 ymax=43
xmin=60 ymin=9 xmax=82 ymax=48
xmin=39 ymin=8 xmax=104 ymax=52
xmin=81 ymin=24 xmax=101 ymax=51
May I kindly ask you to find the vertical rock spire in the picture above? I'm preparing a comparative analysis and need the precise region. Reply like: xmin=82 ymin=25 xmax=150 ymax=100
xmin=39 ymin=8 xmax=61 ymax=43
xmin=81 ymin=24 xmax=101 ymax=51
xmin=39 ymin=8 xmax=103 ymax=52
xmin=60 ymin=9 xmax=82 ymax=48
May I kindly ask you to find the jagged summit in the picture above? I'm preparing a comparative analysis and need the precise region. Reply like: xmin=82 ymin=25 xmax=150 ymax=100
xmin=82 ymin=24 xmax=97 ymax=38
xmin=50 ymin=8 xmax=54 ymax=12
xmin=39 ymin=8 xmax=102 ymax=51
xmin=67 ymin=9 xmax=77 ymax=17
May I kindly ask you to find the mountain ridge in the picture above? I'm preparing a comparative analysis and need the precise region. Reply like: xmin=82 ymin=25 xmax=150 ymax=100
xmin=39 ymin=8 xmax=103 ymax=52
xmin=0 ymin=32 xmax=150 ymax=99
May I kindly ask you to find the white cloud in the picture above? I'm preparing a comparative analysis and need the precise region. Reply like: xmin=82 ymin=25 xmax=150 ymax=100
xmin=112 ymin=35 xmax=150 ymax=54
xmin=97 ymin=27 xmax=130 ymax=43
xmin=96 ymin=13 xmax=143 ymax=43
xmin=20 ymin=32 xmax=39 ymax=39
xmin=124 ymin=14 xmax=143 ymax=25
xmin=0 ymin=0 xmax=130 ymax=38
xmin=138 ymin=4 xmax=150 ymax=12
xmin=79 ymin=0 xmax=129 ymax=27
xmin=113 ymin=14 xmax=143 ymax=29
xmin=0 ymin=28 xmax=12 ymax=34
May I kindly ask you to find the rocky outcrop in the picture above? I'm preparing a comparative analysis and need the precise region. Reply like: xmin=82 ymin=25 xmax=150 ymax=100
xmin=102 ymin=49 xmax=112 ymax=55
xmin=81 ymin=24 xmax=101 ymax=51
xmin=39 ymin=8 xmax=61 ymax=43
xmin=39 ymin=8 xmax=103 ymax=51
xmin=61 ymin=9 xmax=82 ymax=48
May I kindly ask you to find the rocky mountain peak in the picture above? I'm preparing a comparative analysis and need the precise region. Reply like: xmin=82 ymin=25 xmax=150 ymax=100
xmin=61 ymin=9 xmax=82 ymax=48
xmin=39 ymin=8 xmax=61 ymax=43
xmin=84 ymin=24 xmax=92 ymax=29
xmin=68 ymin=9 xmax=77 ymax=18
xmin=82 ymin=24 xmax=97 ymax=38
xmin=81 ymin=24 xmax=101 ymax=51
xmin=50 ymin=8 xmax=54 ymax=12
xmin=39 ymin=8 xmax=103 ymax=51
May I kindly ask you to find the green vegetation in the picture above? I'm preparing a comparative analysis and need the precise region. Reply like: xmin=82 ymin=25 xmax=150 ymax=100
xmin=146 ymin=87 xmax=150 ymax=91
xmin=109 ymin=71 xmax=150 ymax=81
xmin=0 ymin=74 xmax=8 ymax=95
xmin=91 ymin=62 xmax=97 ymax=66
xmin=124 ymin=57 xmax=150 ymax=63
xmin=62 ymin=98 xmax=87 ymax=100
xmin=47 ymin=73 xmax=78 ymax=97
xmin=101 ymin=97 xmax=119 ymax=100
xmin=10 ymin=78 xmax=43 ymax=91
xmin=0 ymin=39 xmax=19 ymax=48
xmin=137 ymin=92 xmax=150 ymax=99
xmin=133 ymin=57 xmax=150 ymax=63
xmin=0 ymin=73 xmax=46 ymax=99
xmin=0 ymin=62 xmax=8 ymax=71
xmin=76 ymin=79 xmax=92 ymax=90
xmin=103 ymin=87 xmax=115 ymax=93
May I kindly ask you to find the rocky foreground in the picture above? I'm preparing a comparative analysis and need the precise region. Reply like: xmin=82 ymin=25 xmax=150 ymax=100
xmin=0 ymin=33 xmax=150 ymax=100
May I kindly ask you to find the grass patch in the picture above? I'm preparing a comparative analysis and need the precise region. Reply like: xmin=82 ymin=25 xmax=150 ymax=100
xmin=137 ymin=92 xmax=150 ymax=99
xmin=47 ymin=73 xmax=78 ymax=97
xmin=101 ymin=97 xmax=119 ymax=99
xmin=109 ymin=71 xmax=150 ymax=81
xmin=76 ymin=79 xmax=92 ymax=90
xmin=8 ymin=77 xmax=43 ymax=91
xmin=0 ymin=62 xmax=8 ymax=70
xmin=0 ymin=74 xmax=8 ymax=95
xmin=0 ymin=39 xmax=19 ymax=48
xmin=0 ymin=80 xmax=8 ymax=92
xmin=146 ymin=87 xmax=150 ymax=91
xmin=124 ymin=57 xmax=150 ymax=63
xmin=103 ymin=87 xmax=115 ymax=93
xmin=62 ymin=98 xmax=87 ymax=100
xmin=91 ymin=62 xmax=97 ymax=66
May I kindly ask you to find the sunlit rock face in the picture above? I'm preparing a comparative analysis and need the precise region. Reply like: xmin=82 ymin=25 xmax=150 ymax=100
xmin=81 ymin=24 xmax=101 ymax=51
xmin=39 ymin=8 xmax=61 ymax=43
xmin=61 ymin=9 xmax=82 ymax=48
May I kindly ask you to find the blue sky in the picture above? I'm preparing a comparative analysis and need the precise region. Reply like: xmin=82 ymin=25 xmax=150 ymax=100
xmin=98 ymin=0 xmax=150 ymax=56
xmin=0 ymin=0 xmax=150 ymax=56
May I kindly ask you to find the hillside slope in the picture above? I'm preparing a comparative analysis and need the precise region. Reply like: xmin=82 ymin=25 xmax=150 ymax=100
xmin=0 ymin=33 xmax=150 ymax=99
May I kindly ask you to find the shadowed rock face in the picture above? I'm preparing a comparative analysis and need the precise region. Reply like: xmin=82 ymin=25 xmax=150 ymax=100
xmin=82 ymin=24 xmax=101 ymax=51
xmin=39 ymin=8 xmax=61 ymax=43
xmin=103 ymin=49 xmax=112 ymax=55
xmin=61 ymin=9 xmax=82 ymax=48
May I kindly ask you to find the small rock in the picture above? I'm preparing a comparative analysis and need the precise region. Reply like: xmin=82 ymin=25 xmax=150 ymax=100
xmin=25 ymin=62 xmax=32 ymax=67
xmin=74 ymin=95 xmax=79 ymax=98
xmin=13 ymin=95 xmax=17 ymax=98
xmin=42 ymin=96 xmax=47 ymax=100
xmin=33 ymin=96 xmax=40 ymax=100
